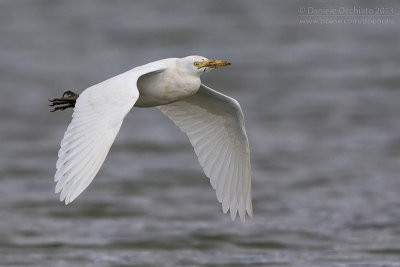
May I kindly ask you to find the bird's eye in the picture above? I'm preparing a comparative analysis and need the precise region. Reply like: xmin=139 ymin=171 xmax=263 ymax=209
xmin=193 ymin=62 xmax=200 ymax=67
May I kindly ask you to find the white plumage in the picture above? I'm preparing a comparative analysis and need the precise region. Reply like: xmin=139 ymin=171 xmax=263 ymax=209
xmin=54 ymin=55 xmax=253 ymax=222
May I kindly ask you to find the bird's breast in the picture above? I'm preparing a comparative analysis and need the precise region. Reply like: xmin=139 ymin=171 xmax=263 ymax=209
xmin=135 ymin=70 xmax=200 ymax=107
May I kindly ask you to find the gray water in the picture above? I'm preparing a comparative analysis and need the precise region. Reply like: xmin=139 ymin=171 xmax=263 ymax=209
xmin=1 ymin=1 xmax=400 ymax=266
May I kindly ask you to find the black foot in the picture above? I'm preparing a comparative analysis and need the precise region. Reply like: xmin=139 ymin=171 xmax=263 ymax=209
xmin=49 ymin=91 xmax=79 ymax=112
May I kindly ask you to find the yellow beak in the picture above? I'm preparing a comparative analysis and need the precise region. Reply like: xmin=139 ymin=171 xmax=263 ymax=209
xmin=197 ymin=60 xmax=231 ymax=69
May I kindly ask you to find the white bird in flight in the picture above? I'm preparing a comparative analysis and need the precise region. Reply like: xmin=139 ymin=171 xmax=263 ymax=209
xmin=49 ymin=55 xmax=252 ymax=222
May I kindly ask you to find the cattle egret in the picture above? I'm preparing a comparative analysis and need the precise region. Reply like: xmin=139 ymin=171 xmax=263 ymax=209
xmin=49 ymin=55 xmax=252 ymax=222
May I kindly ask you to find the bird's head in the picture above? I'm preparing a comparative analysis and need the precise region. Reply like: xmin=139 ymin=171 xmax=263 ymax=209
xmin=179 ymin=55 xmax=231 ymax=76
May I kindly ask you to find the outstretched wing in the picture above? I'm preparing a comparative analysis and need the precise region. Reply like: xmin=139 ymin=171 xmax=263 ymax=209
xmin=55 ymin=62 xmax=166 ymax=204
xmin=158 ymin=84 xmax=252 ymax=222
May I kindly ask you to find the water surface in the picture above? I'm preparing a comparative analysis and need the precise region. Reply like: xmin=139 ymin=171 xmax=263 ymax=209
xmin=1 ymin=1 xmax=400 ymax=266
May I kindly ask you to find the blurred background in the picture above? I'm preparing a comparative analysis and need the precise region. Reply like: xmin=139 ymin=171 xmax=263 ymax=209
xmin=1 ymin=0 xmax=400 ymax=266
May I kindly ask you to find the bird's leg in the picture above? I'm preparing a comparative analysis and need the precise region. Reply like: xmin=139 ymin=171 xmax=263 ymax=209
xmin=49 ymin=91 xmax=79 ymax=112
